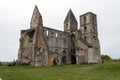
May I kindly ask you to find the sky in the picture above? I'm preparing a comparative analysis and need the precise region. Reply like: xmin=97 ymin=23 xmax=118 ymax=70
xmin=0 ymin=0 xmax=120 ymax=61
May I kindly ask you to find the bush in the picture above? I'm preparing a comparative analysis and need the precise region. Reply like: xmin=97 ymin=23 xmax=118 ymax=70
xmin=7 ymin=61 xmax=16 ymax=66
xmin=15 ymin=61 xmax=30 ymax=66
xmin=101 ymin=54 xmax=112 ymax=63
xmin=0 ymin=62 xmax=2 ymax=66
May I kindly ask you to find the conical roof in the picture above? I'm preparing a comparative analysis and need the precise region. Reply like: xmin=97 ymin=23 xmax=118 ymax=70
xmin=30 ymin=5 xmax=43 ymax=28
xmin=64 ymin=9 xmax=77 ymax=23
xmin=33 ymin=5 xmax=42 ymax=17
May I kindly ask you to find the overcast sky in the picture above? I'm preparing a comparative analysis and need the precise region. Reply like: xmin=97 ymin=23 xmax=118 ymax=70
xmin=0 ymin=0 xmax=120 ymax=61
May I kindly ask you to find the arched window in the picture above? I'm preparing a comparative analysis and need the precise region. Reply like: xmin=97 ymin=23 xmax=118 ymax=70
xmin=71 ymin=55 xmax=76 ymax=64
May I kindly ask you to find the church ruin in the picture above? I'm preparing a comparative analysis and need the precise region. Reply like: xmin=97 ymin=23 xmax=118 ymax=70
xmin=17 ymin=5 xmax=101 ymax=66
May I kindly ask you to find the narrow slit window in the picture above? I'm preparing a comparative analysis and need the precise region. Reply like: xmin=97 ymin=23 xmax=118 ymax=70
xmin=84 ymin=16 xmax=86 ymax=23
xmin=55 ymin=33 xmax=58 ymax=38
xmin=84 ymin=26 xmax=87 ymax=32
xmin=84 ymin=36 xmax=86 ymax=40
xmin=93 ymin=36 xmax=96 ymax=40
xmin=92 ymin=16 xmax=95 ymax=23
xmin=46 ymin=30 xmax=48 ymax=36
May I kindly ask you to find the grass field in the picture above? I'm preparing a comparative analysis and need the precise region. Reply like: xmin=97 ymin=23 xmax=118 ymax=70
xmin=0 ymin=62 xmax=120 ymax=80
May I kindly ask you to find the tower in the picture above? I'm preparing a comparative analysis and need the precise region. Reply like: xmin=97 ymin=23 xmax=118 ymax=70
xmin=30 ymin=5 xmax=43 ymax=28
xmin=80 ymin=12 xmax=101 ymax=63
xmin=64 ymin=9 xmax=78 ymax=33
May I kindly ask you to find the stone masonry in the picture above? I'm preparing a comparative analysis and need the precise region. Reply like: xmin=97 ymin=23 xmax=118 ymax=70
xmin=16 ymin=5 xmax=101 ymax=66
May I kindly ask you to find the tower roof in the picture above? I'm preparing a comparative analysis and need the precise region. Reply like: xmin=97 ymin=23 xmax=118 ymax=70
xmin=32 ymin=5 xmax=42 ymax=17
xmin=30 ymin=5 xmax=43 ymax=28
xmin=64 ymin=9 xmax=77 ymax=23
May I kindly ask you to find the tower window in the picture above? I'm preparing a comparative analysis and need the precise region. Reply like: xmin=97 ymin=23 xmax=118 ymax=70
xmin=92 ymin=26 xmax=96 ymax=33
xmin=92 ymin=16 xmax=95 ymax=23
xmin=84 ymin=26 xmax=87 ymax=32
xmin=66 ymin=23 xmax=68 ymax=26
xmin=84 ymin=36 xmax=86 ymax=40
xmin=84 ymin=16 xmax=86 ymax=23
xmin=93 ymin=36 xmax=96 ymax=40
xmin=81 ymin=48 xmax=83 ymax=51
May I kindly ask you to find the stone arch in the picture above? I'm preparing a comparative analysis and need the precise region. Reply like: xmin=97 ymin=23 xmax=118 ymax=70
xmin=71 ymin=55 xmax=76 ymax=64
xmin=52 ymin=52 xmax=60 ymax=65
xmin=55 ymin=49 xmax=58 ymax=52
xmin=71 ymin=34 xmax=75 ymax=39
xmin=63 ymin=50 xmax=66 ymax=54
xmin=28 ymin=30 xmax=35 ymax=39
xmin=53 ymin=58 xmax=59 ymax=65
xmin=62 ymin=56 xmax=66 ymax=64
xmin=53 ymin=59 xmax=57 ymax=65
xmin=62 ymin=50 xmax=67 ymax=64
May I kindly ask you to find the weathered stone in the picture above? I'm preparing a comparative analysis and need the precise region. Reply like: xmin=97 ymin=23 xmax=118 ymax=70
xmin=16 ymin=5 xmax=101 ymax=67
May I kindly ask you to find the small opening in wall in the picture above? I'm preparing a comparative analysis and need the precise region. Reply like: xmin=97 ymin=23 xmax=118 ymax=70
xmin=92 ymin=16 xmax=95 ymax=23
xmin=30 ymin=39 xmax=33 ymax=42
xmin=84 ymin=36 xmax=86 ymax=40
xmin=66 ymin=23 xmax=68 ymax=26
xmin=93 ymin=26 xmax=96 ymax=33
xmin=93 ymin=36 xmax=96 ymax=40
xmin=46 ymin=30 xmax=48 ymax=36
xmin=55 ymin=33 xmax=58 ymax=38
xmin=71 ymin=55 xmax=76 ymax=64
xmin=53 ymin=59 xmax=57 ymax=65
xmin=84 ymin=26 xmax=87 ymax=32
xmin=81 ymin=48 xmax=83 ymax=51
xmin=55 ymin=49 xmax=58 ymax=52
xmin=84 ymin=16 xmax=86 ymax=23
xmin=62 ymin=56 xmax=66 ymax=64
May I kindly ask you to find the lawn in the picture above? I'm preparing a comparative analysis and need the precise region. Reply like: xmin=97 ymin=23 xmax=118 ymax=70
xmin=0 ymin=62 xmax=120 ymax=80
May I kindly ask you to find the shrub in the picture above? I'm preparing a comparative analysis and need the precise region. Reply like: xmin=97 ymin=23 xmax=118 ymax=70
xmin=15 ymin=61 xmax=30 ymax=66
xmin=7 ymin=61 xmax=16 ymax=66
xmin=101 ymin=54 xmax=112 ymax=63
xmin=0 ymin=62 xmax=2 ymax=66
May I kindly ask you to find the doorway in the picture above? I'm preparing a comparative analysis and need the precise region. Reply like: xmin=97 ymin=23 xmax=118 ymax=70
xmin=71 ymin=55 xmax=76 ymax=64
xmin=62 ymin=56 xmax=66 ymax=64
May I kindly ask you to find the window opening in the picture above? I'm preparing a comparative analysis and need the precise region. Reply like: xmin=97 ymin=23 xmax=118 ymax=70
xmin=84 ymin=26 xmax=87 ymax=32
xmin=46 ymin=30 xmax=48 ymax=36
xmin=84 ymin=16 xmax=86 ymax=23
xmin=55 ymin=33 xmax=58 ymax=38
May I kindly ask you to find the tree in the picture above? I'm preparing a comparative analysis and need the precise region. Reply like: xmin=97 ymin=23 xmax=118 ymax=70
xmin=101 ymin=54 xmax=112 ymax=62
xmin=0 ymin=62 xmax=2 ymax=66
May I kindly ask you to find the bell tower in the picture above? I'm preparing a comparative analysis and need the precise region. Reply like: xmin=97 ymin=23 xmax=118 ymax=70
xmin=64 ymin=9 xmax=78 ymax=33
xmin=80 ymin=12 xmax=101 ymax=63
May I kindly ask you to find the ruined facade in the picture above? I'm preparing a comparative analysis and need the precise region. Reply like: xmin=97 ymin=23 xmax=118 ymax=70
xmin=17 ymin=5 xmax=101 ymax=66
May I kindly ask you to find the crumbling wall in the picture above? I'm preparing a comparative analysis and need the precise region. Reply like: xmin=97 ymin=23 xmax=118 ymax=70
xmin=70 ymin=31 xmax=89 ymax=64
xmin=43 ymin=27 xmax=71 ymax=65
xmin=17 ymin=29 xmax=35 ymax=65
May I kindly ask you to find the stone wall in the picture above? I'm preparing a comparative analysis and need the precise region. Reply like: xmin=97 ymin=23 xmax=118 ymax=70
xmin=43 ymin=27 xmax=71 ymax=65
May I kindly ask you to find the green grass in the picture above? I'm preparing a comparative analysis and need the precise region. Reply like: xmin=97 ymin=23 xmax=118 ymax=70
xmin=0 ymin=62 xmax=120 ymax=80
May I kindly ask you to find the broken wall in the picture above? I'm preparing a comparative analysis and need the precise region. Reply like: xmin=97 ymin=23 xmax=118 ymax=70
xmin=43 ymin=27 xmax=71 ymax=65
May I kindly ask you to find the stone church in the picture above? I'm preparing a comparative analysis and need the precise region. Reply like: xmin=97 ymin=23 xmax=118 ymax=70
xmin=17 ymin=5 xmax=101 ymax=66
